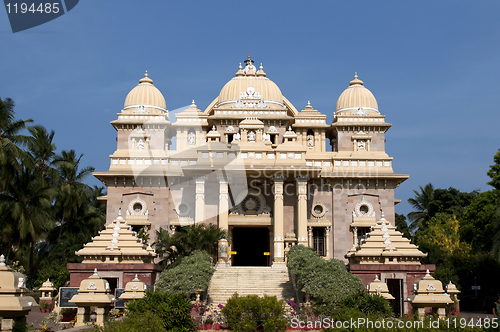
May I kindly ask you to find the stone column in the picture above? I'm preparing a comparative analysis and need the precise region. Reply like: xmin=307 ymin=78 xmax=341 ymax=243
xmin=76 ymin=307 xmax=89 ymax=327
xmin=272 ymin=179 xmax=285 ymax=267
xmin=217 ymin=176 xmax=230 ymax=267
xmin=296 ymin=178 xmax=308 ymax=246
xmin=325 ymin=227 xmax=331 ymax=259
xmin=195 ymin=176 xmax=206 ymax=224
xmin=353 ymin=226 xmax=358 ymax=247
xmin=308 ymin=227 xmax=313 ymax=248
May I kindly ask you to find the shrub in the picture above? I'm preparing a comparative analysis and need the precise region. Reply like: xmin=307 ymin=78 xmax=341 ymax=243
xmin=125 ymin=291 xmax=195 ymax=332
xmin=340 ymin=291 xmax=393 ymax=317
xmin=221 ymin=294 xmax=287 ymax=332
xmin=91 ymin=311 xmax=166 ymax=332
xmin=286 ymin=245 xmax=364 ymax=312
xmin=155 ymin=250 xmax=215 ymax=296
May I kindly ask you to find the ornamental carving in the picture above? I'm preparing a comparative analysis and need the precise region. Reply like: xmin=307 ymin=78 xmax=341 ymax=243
xmin=311 ymin=201 xmax=327 ymax=218
xmin=127 ymin=197 xmax=149 ymax=217
xmin=134 ymin=105 xmax=149 ymax=114
xmin=351 ymin=197 xmax=376 ymax=227
xmin=232 ymin=87 xmax=269 ymax=109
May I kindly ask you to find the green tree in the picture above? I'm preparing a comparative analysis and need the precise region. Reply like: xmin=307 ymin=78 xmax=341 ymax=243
xmin=487 ymin=148 xmax=500 ymax=190
xmin=154 ymin=223 xmax=228 ymax=266
xmin=415 ymin=213 xmax=471 ymax=286
xmin=407 ymin=183 xmax=434 ymax=230
xmin=395 ymin=213 xmax=411 ymax=239
xmin=0 ymin=97 xmax=32 ymax=172
xmin=428 ymin=187 xmax=477 ymax=220
xmin=460 ymin=190 xmax=500 ymax=252
xmin=0 ymin=162 xmax=57 ymax=282
xmin=52 ymin=150 xmax=96 ymax=238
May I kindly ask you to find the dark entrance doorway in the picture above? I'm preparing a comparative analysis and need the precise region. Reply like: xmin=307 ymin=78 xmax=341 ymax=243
xmin=386 ymin=279 xmax=403 ymax=316
xmin=103 ymin=277 xmax=118 ymax=298
xmin=232 ymin=227 xmax=269 ymax=266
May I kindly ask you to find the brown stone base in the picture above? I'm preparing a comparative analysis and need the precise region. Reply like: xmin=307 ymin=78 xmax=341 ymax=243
xmin=349 ymin=264 xmax=436 ymax=315
xmin=67 ymin=263 xmax=162 ymax=289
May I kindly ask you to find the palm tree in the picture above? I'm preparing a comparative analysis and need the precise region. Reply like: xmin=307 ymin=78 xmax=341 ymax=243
xmin=154 ymin=223 xmax=229 ymax=267
xmin=0 ymin=163 xmax=57 ymax=281
xmin=0 ymin=97 xmax=32 ymax=190
xmin=25 ymin=125 xmax=57 ymax=183
xmin=407 ymin=183 xmax=435 ymax=230
xmin=52 ymin=150 xmax=95 ymax=237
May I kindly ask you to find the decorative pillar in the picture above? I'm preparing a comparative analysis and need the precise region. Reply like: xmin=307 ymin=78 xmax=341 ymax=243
xmin=272 ymin=179 xmax=285 ymax=267
xmin=353 ymin=226 xmax=358 ymax=247
xmin=296 ymin=178 xmax=308 ymax=246
xmin=325 ymin=227 xmax=331 ymax=259
xmin=308 ymin=227 xmax=313 ymax=248
xmin=195 ymin=176 xmax=206 ymax=224
xmin=217 ymin=176 xmax=230 ymax=267
xmin=218 ymin=177 xmax=229 ymax=230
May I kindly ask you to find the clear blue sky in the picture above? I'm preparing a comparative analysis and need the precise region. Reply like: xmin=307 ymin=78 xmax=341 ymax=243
xmin=2 ymin=1 xmax=500 ymax=217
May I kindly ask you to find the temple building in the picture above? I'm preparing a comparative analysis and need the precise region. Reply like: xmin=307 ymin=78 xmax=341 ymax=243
xmin=92 ymin=55 xmax=412 ymax=269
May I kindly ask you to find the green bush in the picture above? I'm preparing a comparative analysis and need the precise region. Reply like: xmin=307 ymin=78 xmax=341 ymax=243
xmin=92 ymin=311 xmax=167 ymax=332
xmin=124 ymin=291 xmax=195 ymax=332
xmin=286 ymin=245 xmax=364 ymax=312
xmin=221 ymin=294 xmax=287 ymax=332
xmin=340 ymin=291 xmax=393 ymax=317
xmin=155 ymin=250 xmax=215 ymax=296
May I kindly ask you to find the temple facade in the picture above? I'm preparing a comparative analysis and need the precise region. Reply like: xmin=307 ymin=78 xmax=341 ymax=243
xmin=93 ymin=56 xmax=410 ymax=269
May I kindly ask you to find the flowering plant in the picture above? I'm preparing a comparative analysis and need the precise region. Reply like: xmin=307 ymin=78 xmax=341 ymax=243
xmin=192 ymin=301 xmax=225 ymax=326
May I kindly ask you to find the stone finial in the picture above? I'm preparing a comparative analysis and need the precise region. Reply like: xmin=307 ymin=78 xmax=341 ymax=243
xmin=259 ymin=63 xmax=263 ymax=70
xmin=192 ymin=100 xmax=195 ymax=105
xmin=239 ymin=63 xmax=242 ymax=69
xmin=212 ymin=125 xmax=216 ymax=131
xmin=425 ymin=269 xmax=430 ymax=277
xmin=381 ymin=211 xmax=385 ymax=219
xmin=144 ymin=70 xmax=149 ymax=78
xmin=0 ymin=254 xmax=5 ymax=266
xmin=135 ymin=274 xmax=138 ymax=279
xmin=93 ymin=268 xmax=98 ymax=276
xmin=374 ymin=275 xmax=380 ymax=281
xmin=307 ymin=101 xmax=311 ymax=106
xmin=354 ymin=72 xmax=358 ymax=79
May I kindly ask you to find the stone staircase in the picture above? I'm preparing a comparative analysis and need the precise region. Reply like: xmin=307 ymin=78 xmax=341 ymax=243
xmin=207 ymin=267 xmax=295 ymax=304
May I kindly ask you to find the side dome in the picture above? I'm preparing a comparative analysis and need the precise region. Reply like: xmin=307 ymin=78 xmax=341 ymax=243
xmin=216 ymin=56 xmax=285 ymax=109
xmin=335 ymin=73 xmax=378 ymax=114
xmin=123 ymin=71 xmax=167 ymax=113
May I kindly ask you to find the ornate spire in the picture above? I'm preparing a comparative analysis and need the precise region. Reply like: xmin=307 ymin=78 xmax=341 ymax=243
xmin=245 ymin=54 xmax=254 ymax=66
xmin=144 ymin=70 xmax=149 ymax=78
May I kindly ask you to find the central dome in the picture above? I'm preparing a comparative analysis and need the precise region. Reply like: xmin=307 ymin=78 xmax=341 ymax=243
xmin=216 ymin=56 xmax=285 ymax=109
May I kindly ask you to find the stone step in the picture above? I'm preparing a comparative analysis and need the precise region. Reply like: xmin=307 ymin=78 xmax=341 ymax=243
xmin=207 ymin=267 xmax=296 ymax=304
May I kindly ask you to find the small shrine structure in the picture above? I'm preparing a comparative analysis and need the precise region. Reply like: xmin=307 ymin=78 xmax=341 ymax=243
xmin=67 ymin=212 xmax=161 ymax=292
xmin=366 ymin=275 xmax=395 ymax=300
xmin=347 ymin=213 xmax=435 ymax=315
xmin=446 ymin=281 xmax=461 ymax=314
xmin=70 ymin=269 xmax=115 ymax=326
xmin=118 ymin=274 xmax=147 ymax=304
xmin=38 ymin=279 xmax=57 ymax=308
xmin=0 ymin=255 xmax=39 ymax=331
xmin=408 ymin=270 xmax=452 ymax=320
